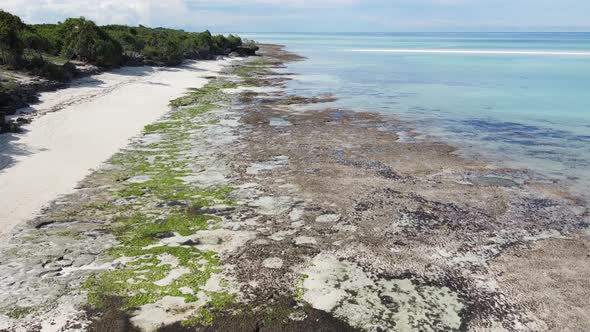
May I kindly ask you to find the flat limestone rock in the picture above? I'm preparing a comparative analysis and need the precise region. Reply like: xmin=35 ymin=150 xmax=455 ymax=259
xmin=315 ymin=214 xmax=341 ymax=223
xmin=262 ymin=257 xmax=284 ymax=269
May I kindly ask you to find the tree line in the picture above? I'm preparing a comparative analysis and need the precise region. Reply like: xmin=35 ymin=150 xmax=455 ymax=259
xmin=0 ymin=10 xmax=249 ymax=81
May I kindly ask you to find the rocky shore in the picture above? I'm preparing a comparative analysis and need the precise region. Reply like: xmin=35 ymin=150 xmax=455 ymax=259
xmin=0 ymin=44 xmax=588 ymax=331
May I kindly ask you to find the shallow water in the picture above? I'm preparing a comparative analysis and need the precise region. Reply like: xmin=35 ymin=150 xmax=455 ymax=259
xmin=242 ymin=32 xmax=590 ymax=198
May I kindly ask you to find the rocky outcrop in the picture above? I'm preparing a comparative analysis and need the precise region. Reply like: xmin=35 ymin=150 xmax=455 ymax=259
xmin=186 ymin=48 xmax=214 ymax=61
xmin=0 ymin=61 xmax=96 ymax=132
xmin=0 ymin=79 xmax=64 ymax=132
xmin=236 ymin=44 xmax=260 ymax=57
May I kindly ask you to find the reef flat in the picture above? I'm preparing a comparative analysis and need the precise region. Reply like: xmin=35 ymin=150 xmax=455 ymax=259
xmin=0 ymin=44 xmax=588 ymax=331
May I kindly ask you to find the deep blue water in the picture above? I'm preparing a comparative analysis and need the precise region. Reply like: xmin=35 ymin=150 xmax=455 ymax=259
xmin=241 ymin=32 xmax=590 ymax=197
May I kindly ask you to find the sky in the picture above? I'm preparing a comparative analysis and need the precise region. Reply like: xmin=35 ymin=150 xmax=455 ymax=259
xmin=1 ymin=0 xmax=589 ymax=32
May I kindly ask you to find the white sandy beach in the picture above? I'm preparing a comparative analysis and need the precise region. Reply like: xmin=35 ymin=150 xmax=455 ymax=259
xmin=0 ymin=59 xmax=232 ymax=238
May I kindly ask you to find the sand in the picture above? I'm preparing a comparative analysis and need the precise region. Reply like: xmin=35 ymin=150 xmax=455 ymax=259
xmin=0 ymin=59 xmax=232 ymax=238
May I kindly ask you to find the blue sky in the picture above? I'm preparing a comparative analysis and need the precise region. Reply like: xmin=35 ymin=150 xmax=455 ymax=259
xmin=2 ymin=0 xmax=589 ymax=32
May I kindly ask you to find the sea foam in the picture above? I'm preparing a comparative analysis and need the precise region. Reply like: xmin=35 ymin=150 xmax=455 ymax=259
xmin=351 ymin=49 xmax=590 ymax=56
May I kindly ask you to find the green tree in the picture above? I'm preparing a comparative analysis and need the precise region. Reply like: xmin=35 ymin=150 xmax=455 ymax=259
xmin=20 ymin=28 xmax=49 ymax=57
xmin=60 ymin=17 xmax=123 ymax=67
xmin=0 ymin=10 xmax=25 ymax=67
xmin=31 ymin=24 xmax=63 ymax=55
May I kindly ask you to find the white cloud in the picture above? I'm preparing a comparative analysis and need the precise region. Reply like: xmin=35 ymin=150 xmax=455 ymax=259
xmin=0 ymin=0 xmax=361 ymax=25
xmin=187 ymin=0 xmax=359 ymax=8
xmin=1 ymin=0 xmax=183 ymax=25
xmin=1 ymin=0 xmax=588 ymax=31
xmin=0 ymin=0 xmax=352 ymax=29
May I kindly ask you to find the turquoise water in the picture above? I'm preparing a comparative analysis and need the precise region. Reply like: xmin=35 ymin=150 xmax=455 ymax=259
xmin=242 ymin=33 xmax=590 ymax=196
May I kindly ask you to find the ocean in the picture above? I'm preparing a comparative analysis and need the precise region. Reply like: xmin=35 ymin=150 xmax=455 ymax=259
xmin=241 ymin=32 xmax=590 ymax=198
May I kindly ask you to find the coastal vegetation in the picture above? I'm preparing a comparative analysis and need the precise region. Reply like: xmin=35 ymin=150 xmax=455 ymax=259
xmin=0 ymin=9 xmax=257 ymax=132
xmin=0 ymin=10 xmax=25 ymax=68
xmin=1 ymin=10 xmax=250 ymax=71
xmin=102 ymin=25 xmax=244 ymax=66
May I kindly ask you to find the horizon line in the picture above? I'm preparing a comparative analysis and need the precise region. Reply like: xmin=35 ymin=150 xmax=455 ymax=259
xmin=226 ymin=31 xmax=590 ymax=34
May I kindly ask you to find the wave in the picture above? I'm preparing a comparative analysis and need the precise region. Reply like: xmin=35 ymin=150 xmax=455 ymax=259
xmin=350 ymin=49 xmax=590 ymax=56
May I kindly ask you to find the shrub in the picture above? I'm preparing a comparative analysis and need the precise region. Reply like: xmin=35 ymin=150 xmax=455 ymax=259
xmin=26 ymin=56 xmax=77 ymax=81
xmin=0 ymin=10 xmax=25 ymax=67
xmin=30 ymin=24 xmax=63 ymax=54
xmin=59 ymin=17 xmax=123 ymax=67
xmin=103 ymin=25 xmax=243 ymax=64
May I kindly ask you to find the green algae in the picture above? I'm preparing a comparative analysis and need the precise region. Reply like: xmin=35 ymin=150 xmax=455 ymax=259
xmin=82 ymin=78 xmax=239 ymax=325
xmin=169 ymin=84 xmax=233 ymax=107
xmin=233 ymin=58 xmax=271 ymax=78
xmin=293 ymin=274 xmax=309 ymax=302
xmin=111 ymin=85 xmax=233 ymax=202
xmin=84 ymin=246 xmax=221 ymax=310
xmin=6 ymin=306 xmax=34 ymax=319
xmin=170 ymin=103 xmax=216 ymax=120
xmin=112 ymin=212 xmax=214 ymax=247
xmin=143 ymin=121 xmax=181 ymax=134
xmin=262 ymin=303 xmax=298 ymax=327
xmin=181 ymin=292 xmax=237 ymax=327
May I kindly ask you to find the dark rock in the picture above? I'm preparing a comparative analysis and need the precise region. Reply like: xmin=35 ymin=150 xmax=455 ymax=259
xmin=124 ymin=52 xmax=145 ymax=66
xmin=15 ymin=117 xmax=31 ymax=125
xmin=160 ymin=297 xmax=357 ymax=332
xmin=197 ymin=206 xmax=235 ymax=215
xmin=143 ymin=60 xmax=159 ymax=67
xmin=166 ymin=201 xmax=187 ymax=207
xmin=379 ymin=295 xmax=396 ymax=306
xmin=38 ymin=268 xmax=63 ymax=277
xmin=154 ymin=231 xmax=176 ymax=239
xmin=85 ymin=296 xmax=142 ymax=332
xmin=0 ymin=77 xmax=64 ymax=133
xmin=181 ymin=239 xmax=201 ymax=246
xmin=190 ymin=48 xmax=212 ymax=60
xmin=236 ymin=44 xmax=260 ymax=57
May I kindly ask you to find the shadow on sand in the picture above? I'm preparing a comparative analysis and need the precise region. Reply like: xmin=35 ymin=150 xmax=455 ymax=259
xmin=0 ymin=128 xmax=43 ymax=172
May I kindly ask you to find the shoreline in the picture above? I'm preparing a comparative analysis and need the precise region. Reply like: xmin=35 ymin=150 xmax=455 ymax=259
xmin=0 ymin=58 xmax=234 ymax=238
xmin=0 ymin=44 xmax=587 ymax=331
